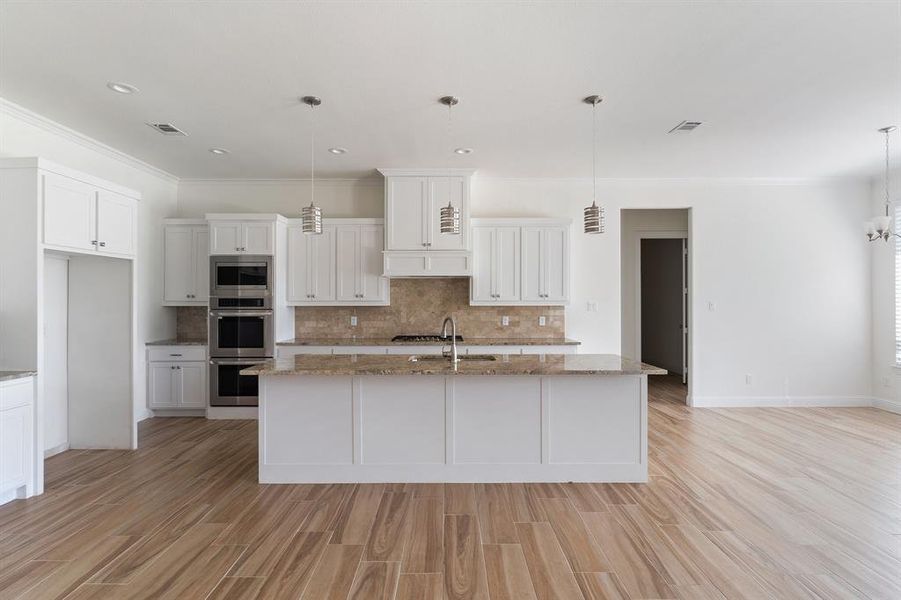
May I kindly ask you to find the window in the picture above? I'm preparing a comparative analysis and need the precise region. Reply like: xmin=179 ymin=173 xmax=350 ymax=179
xmin=896 ymin=205 xmax=901 ymax=364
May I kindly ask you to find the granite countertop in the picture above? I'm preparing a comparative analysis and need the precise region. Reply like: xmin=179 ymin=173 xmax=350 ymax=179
xmin=0 ymin=370 xmax=37 ymax=383
xmin=276 ymin=337 xmax=581 ymax=347
xmin=241 ymin=354 xmax=665 ymax=377
xmin=146 ymin=339 xmax=208 ymax=346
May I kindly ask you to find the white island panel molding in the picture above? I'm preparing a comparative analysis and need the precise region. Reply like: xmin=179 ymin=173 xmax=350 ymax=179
xmin=255 ymin=355 xmax=655 ymax=483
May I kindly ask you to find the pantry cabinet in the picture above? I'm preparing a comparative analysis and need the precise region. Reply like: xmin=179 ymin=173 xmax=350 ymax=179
xmin=288 ymin=219 xmax=388 ymax=305
xmin=163 ymin=221 xmax=209 ymax=305
xmin=42 ymin=172 xmax=137 ymax=258
xmin=471 ymin=218 xmax=570 ymax=306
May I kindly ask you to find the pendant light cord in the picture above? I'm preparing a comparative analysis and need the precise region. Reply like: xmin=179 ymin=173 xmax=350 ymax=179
xmin=886 ymin=128 xmax=891 ymax=214
xmin=310 ymin=102 xmax=316 ymax=206
xmin=592 ymin=100 xmax=597 ymax=205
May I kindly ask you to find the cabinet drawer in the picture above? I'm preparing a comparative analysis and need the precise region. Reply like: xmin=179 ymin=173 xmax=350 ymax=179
xmin=0 ymin=378 xmax=34 ymax=411
xmin=147 ymin=346 xmax=207 ymax=362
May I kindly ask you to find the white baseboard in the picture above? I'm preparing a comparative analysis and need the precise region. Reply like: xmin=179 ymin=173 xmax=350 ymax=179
xmin=206 ymin=406 xmax=258 ymax=420
xmin=135 ymin=408 xmax=153 ymax=423
xmin=691 ymin=395 xmax=873 ymax=408
xmin=873 ymin=396 xmax=901 ymax=414
xmin=151 ymin=409 xmax=207 ymax=418
xmin=44 ymin=442 xmax=69 ymax=458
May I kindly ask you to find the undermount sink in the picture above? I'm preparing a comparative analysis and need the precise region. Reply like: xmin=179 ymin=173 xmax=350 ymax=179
xmin=408 ymin=354 xmax=498 ymax=362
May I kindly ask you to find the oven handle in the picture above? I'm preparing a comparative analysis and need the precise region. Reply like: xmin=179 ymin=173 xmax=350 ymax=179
xmin=209 ymin=311 xmax=272 ymax=318
xmin=210 ymin=359 xmax=269 ymax=366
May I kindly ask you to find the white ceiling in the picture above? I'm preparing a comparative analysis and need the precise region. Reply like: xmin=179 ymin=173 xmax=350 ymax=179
xmin=1 ymin=1 xmax=900 ymax=180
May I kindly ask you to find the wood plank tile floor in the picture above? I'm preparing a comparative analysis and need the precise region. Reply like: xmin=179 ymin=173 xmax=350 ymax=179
xmin=2 ymin=374 xmax=900 ymax=599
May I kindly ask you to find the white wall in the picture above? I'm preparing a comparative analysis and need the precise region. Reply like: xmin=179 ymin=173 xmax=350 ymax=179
xmin=178 ymin=176 xmax=873 ymax=406
xmin=870 ymin=167 xmax=901 ymax=413
xmin=0 ymin=100 xmax=179 ymax=421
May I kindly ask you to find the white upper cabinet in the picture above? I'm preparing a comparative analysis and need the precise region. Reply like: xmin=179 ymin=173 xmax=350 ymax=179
xmin=385 ymin=177 xmax=428 ymax=250
xmin=163 ymin=221 xmax=209 ymax=305
xmin=289 ymin=220 xmax=388 ymax=306
xmin=96 ymin=190 xmax=137 ymax=256
xmin=379 ymin=169 xmax=474 ymax=277
xmin=522 ymin=224 xmax=570 ymax=304
xmin=41 ymin=172 xmax=137 ymax=258
xmin=472 ymin=219 xmax=570 ymax=306
xmin=287 ymin=224 xmax=336 ymax=303
xmin=208 ymin=218 xmax=275 ymax=255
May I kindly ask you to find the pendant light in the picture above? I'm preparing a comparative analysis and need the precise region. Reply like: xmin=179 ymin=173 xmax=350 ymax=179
xmin=866 ymin=126 xmax=898 ymax=242
xmin=439 ymin=95 xmax=461 ymax=235
xmin=583 ymin=95 xmax=605 ymax=234
xmin=301 ymin=95 xmax=323 ymax=234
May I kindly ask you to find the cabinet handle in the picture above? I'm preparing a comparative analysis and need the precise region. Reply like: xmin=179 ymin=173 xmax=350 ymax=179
xmin=91 ymin=240 xmax=98 ymax=246
xmin=99 ymin=241 xmax=106 ymax=247
xmin=169 ymin=353 xmax=182 ymax=357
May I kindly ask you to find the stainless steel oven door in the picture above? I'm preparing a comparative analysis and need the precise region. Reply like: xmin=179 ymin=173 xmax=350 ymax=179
xmin=210 ymin=255 xmax=272 ymax=296
xmin=209 ymin=310 xmax=274 ymax=358
xmin=209 ymin=358 xmax=264 ymax=407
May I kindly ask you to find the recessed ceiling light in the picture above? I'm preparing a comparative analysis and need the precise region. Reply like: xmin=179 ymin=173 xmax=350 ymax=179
xmin=328 ymin=147 xmax=348 ymax=155
xmin=107 ymin=81 xmax=139 ymax=94
xmin=209 ymin=147 xmax=230 ymax=155
xmin=454 ymin=147 xmax=473 ymax=155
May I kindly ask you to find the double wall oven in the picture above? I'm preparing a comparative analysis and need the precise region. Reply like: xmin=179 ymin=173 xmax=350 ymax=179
xmin=209 ymin=255 xmax=273 ymax=407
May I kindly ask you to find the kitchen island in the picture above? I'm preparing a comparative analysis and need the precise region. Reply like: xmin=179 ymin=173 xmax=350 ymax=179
xmin=242 ymin=354 xmax=665 ymax=483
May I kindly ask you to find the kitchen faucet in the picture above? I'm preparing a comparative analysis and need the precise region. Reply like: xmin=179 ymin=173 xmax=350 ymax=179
xmin=441 ymin=316 xmax=459 ymax=364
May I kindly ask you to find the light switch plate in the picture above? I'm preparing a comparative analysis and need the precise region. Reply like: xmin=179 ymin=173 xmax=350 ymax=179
xmin=539 ymin=316 xmax=546 ymax=327
xmin=587 ymin=301 xmax=599 ymax=312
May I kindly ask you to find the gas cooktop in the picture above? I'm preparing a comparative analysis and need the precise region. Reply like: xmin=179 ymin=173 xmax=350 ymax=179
xmin=391 ymin=334 xmax=464 ymax=343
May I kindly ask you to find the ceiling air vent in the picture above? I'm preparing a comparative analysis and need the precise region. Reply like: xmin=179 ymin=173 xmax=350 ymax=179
xmin=668 ymin=120 xmax=702 ymax=134
xmin=146 ymin=122 xmax=188 ymax=136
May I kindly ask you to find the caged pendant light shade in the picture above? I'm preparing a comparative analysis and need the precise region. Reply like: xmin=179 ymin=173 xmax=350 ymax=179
xmin=440 ymin=201 xmax=461 ymax=234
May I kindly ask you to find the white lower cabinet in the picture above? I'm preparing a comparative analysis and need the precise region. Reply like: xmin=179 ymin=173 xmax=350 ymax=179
xmin=0 ymin=376 xmax=35 ymax=505
xmin=147 ymin=346 xmax=208 ymax=410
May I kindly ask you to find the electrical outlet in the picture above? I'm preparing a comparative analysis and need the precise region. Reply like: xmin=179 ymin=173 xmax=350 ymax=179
xmin=350 ymin=316 xmax=358 ymax=327
xmin=745 ymin=374 xmax=752 ymax=385
xmin=587 ymin=301 xmax=599 ymax=312
xmin=708 ymin=301 xmax=717 ymax=312
xmin=539 ymin=316 xmax=547 ymax=327
xmin=501 ymin=315 xmax=510 ymax=327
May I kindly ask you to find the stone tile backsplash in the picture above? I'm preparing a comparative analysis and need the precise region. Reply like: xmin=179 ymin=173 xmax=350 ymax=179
xmin=294 ymin=278 xmax=565 ymax=339
xmin=175 ymin=306 xmax=208 ymax=340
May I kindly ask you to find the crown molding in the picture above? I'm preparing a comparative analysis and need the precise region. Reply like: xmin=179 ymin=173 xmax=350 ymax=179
xmin=179 ymin=177 xmax=383 ymax=186
xmin=0 ymin=97 xmax=179 ymax=184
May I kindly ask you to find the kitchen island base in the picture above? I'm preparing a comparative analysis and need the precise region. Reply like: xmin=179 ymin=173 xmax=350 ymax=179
xmin=259 ymin=374 xmax=648 ymax=483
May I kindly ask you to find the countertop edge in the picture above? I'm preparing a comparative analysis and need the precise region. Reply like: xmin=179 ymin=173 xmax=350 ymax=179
xmin=0 ymin=371 xmax=37 ymax=383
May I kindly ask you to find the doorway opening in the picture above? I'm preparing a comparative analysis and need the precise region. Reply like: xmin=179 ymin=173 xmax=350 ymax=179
xmin=620 ymin=209 xmax=691 ymax=405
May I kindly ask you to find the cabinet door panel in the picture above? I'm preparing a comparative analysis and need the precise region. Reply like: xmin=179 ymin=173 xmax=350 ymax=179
xmin=193 ymin=228 xmax=210 ymax=302
xmin=243 ymin=222 xmax=274 ymax=255
xmin=358 ymin=225 xmax=386 ymax=302
xmin=177 ymin=363 xmax=206 ymax=408
xmin=96 ymin=190 xmax=136 ymax=256
xmin=386 ymin=177 xmax=428 ymax=250
xmin=148 ymin=363 xmax=177 ymax=408
xmin=0 ymin=405 xmax=29 ymax=491
xmin=428 ymin=176 xmax=466 ymax=251
xmin=471 ymin=227 xmax=494 ymax=303
xmin=287 ymin=226 xmax=311 ymax=302
xmin=163 ymin=226 xmax=194 ymax=303
xmin=543 ymin=227 xmax=568 ymax=302
xmin=42 ymin=173 xmax=96 ymax=251
xmin=210 ymin=223 xmax=242 ymax=255
xmin=309 ymin=227 xmax=336 ymax=301
xmin=521 ymin=227 xmax=543 ymax=302
xmin=335 ymin=227 xmax=359 ymax=301
xmin=495 ymin=227 xmax=521 ymax=302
